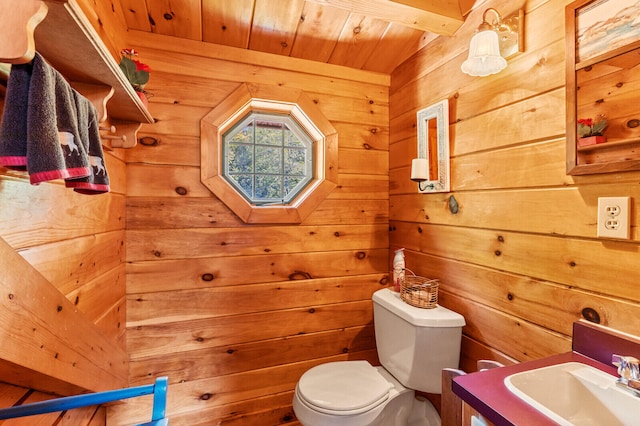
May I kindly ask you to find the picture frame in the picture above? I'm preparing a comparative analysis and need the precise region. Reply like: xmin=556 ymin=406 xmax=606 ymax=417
xmin=574 ymin=0 xmax=640 ymax=64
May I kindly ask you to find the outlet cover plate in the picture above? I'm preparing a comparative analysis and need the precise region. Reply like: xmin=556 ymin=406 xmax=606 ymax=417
xmin=597 ymin=197 xmax=630 ymax=239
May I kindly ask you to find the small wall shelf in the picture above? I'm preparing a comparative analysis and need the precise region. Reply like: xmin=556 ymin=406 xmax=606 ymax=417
xmin=577 ymin=137 xmax=640 ymax=153
xmin=1 ymin=0 xmax=153 ymax=126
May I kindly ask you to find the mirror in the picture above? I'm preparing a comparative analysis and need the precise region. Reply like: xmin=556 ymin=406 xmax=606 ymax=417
xmin=566 ymin=0 xmax=640 ymax=175
xmin=413 ymin=99 xmax=450 ymax=192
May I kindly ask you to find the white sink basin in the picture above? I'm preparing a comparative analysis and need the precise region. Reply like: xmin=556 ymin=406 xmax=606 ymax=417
xmin=504 ymin=362 xmax=640 ymax=426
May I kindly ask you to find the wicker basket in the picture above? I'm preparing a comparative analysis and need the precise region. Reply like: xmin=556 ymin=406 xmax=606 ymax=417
xmin=400 ymin=274 xmax=439 ymax=309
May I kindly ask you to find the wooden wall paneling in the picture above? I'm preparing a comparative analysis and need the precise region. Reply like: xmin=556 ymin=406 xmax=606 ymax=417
xmin=127 ymin=277 xmax=382 ymax=324
xmin=127 ymin=197 xmax=387 ymax=228
xmin=0 ymin=178 xmax=125 ymax=249
xmin=164 ymin=391 xmax=298 ymax=426
xmin=125 ymin=133 xmax=200 ymax=166
xmin=102 ymin=152 xmax=127 ymax=194
xmin=126 ymin=164 xmax=209 ymax=197
xmin=138 ymin=103 xmax=209 ymax=137
xmin=327 ymin=174 xmax=389 ymax=200
xmin=66 ymin=265 xmax=126 ymax=323
xmin=124 ymin=30 xmax=390 ymax=87
xmin=402 ymin=250 xmax=640 ymax=338
xmin=141 ymin=72 xmax=241 ymax=108
xmin=0 ymin=237 xmax=127 ymax=395
xmin=452 ymin=88 xmax=566 ymax=157
xmin=108 ymin=355 xmax=381 ymax=426
xmin=126 ymin=254 xmax=388 ymax=293
xmin=122 ymin=44 xmax=389 ymax=101
xmin=116 ymin=23 xmax=390 ymax=423
xmin=331 ymin=122 xmax=389 ymax=151
xmin=128 ymin=324 xmax=375 ymax=385
xmin=338 ymin=147 xmax=389 ymax=175
xmin=389 ymin=0 xmax=640 ymax=395
xmin=126 ymin=224 xmax=389 ymax=262
xmin=459 ymin=336 xmax=518 ymax=374
xmin=449 ymin=139 xmax=572 ymax=191
xmin=127 ymin=300 xmax=375 ymax=359
xmin=391 ymin=139 xmax=572 ymax=194
xmin=391 ymin=222 xmax=640 ymax=300
xmin=390 ymin=0 xmax=565 ymax=105
xmin=439 ymin=290 xmax=572 ymax=361
xmin=93 ymin=296 xmax=127 ymax=351
xmin=17 ymin=231 xmax=125 ymax=296
xmin=390 ymin=181 xmax=640 ymax=238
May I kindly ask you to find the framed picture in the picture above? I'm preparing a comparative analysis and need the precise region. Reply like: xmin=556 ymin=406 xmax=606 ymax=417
xmin=575 ymin=0 xmax=640 ymax=63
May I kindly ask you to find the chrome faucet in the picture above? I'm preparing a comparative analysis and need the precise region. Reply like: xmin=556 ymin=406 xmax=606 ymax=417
xmin=612 ymin=354 xmax=640 ymax=396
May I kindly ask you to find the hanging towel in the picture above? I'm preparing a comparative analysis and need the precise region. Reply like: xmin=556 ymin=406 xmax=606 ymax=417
xmin=0 ymin=61 xmax=32 ymax=170
xmin=65 ymin=91 xmax=110 ymax=194
xmin=26 ymin=52 xmax=91 ymax=185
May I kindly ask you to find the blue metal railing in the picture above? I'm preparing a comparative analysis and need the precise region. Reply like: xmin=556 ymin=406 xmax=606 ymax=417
xmin=0 ymin=377 xmax=168 ymax=425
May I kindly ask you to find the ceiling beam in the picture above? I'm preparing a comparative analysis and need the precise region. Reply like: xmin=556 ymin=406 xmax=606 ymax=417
xmin=304 ymin=0 xmax=470 ymax=36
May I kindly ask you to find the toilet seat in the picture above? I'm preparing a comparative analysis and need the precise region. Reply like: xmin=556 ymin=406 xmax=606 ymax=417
xmin=296 ymin=361 xmax=393 ymax=415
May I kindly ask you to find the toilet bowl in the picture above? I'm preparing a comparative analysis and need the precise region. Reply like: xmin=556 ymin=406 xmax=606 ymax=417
xmin=292 ymin=288 xmax=465 ymax=426
xmin=293 ymin=361 xmax=418 ymax=426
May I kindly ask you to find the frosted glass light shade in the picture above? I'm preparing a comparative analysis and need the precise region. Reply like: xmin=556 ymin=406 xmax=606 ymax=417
xmin=461 ymin=30 xmax=507 ymax=77
xmin=411 ymin=158 xmax=428 ymax=181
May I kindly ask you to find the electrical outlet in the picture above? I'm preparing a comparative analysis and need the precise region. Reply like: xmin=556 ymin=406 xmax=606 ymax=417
xmin=597 ymin=197 xmax=631 ymax=239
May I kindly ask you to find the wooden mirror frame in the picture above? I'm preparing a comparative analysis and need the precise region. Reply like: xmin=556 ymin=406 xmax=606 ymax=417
xmin=565 ymin=0 xmax=640 ymax=175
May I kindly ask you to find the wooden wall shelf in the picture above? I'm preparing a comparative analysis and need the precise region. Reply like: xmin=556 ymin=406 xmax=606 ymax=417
xmin=577 ymin=137 xmax=640 ymax=153
xmin=1 ymin=0 xmax=153 ymax=125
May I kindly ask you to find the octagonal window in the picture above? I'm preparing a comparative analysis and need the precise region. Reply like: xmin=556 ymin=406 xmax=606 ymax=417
xmin=201 ymin=84 xmax=338 ymax=224
xmin=223 ymin=112 xmax=314 ymax=205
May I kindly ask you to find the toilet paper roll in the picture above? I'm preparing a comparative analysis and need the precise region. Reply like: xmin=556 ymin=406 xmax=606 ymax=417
xmin=411 ymin=158 xmax=428 ymax=182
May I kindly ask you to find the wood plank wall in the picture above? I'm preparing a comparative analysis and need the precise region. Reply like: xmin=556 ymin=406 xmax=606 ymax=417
xmin=0 ymin=94 xmax=125 ymax=425
xmin=390 ymin=0 xmax=640 ymax=374
xmin=106 ymin=31 xmax=391 ymax=424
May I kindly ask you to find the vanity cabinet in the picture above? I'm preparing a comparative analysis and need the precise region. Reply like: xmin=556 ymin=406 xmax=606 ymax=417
xmin=565 ymin=0 xmax=640 ymax=175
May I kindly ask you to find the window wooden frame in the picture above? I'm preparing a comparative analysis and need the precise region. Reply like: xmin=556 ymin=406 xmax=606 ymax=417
xmin=201 ymin=84 xmax=338 ymax=224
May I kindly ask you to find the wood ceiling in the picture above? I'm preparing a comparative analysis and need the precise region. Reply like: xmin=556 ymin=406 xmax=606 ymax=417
xmin=118 ymin=0 xmax=477 ymax=74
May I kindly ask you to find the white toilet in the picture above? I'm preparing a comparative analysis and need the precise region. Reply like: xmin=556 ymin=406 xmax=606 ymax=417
xmin=293 ymin=287 xmax=465 ymax=426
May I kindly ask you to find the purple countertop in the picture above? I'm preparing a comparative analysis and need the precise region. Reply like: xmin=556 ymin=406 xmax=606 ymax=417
xmin=452 ymin=321 xmax=640 ymax=426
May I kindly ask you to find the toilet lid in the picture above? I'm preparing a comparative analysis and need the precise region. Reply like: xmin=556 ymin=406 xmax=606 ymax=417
xmin=297 ymin=361 xmax=392 ymax=415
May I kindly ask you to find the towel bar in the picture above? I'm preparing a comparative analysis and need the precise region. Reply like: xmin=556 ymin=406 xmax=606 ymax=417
xmin=0 ymin=376 xmax=168 ymax=425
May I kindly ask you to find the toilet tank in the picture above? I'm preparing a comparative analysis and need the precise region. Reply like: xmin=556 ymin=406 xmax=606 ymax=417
xmin=372 ymin=288 xmax=465 ymax=393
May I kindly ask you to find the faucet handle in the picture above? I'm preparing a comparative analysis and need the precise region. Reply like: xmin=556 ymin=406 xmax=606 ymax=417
xmin=612 ymin=354 xmax=640 ymax=382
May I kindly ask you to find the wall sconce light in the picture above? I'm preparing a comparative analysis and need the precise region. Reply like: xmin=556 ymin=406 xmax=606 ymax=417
xmin=461 ymin=8 xmax=524 ymax=77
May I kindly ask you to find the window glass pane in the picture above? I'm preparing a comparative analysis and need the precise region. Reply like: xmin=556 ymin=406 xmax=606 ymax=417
xmin=255 ymin=119 xmax=284 ymax=146
xmin=222 ymin=111 xmax=313 ymax=205
xmin=233 ymin=174 xmax=253 ymax=197
xmin=284 ymin=148 xmax=306 ymax=175
xmin=228 ymin=143 xmax=254 ymax=173
xmin=284 ymin=127 xmax=304 ymax=148
xmin=284 ymin=175 xmax=303 ymax=197
xmin=229 ymin=122 xmax=254 ymax=144
xmin=255 ymin=175 xmax=281 ymax=200
xmin=255 ymin=146 xmax=282 ymax=174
